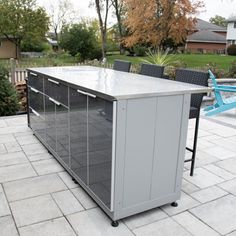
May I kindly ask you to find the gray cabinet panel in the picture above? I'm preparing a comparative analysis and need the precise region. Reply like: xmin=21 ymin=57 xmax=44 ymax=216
xmin=123 ymin=98 xmax=157 ymax=208
xmin=28 ymin=87 xmax=44 ymax=114
xmin=45 ymin=96 xmax=56 ymax=152
xmin=29 ymin=107 xmax=45 ymax=141
xmin=70 ymin=88 xmax=88 ymax=184
xmin=28 ymin=73 xmax=43 ymax=92
xmin=28 ymin=86 xmax=45 ymax=142
xmin=151 ymin=95 xmax=183 ymax=198
xmin=56 ymin=105 xmax=70 ymax=166
xmin=44 ymin=78 xmax=68 ymax=106
xmin=88 ymin=97 xmax=113 ymax=209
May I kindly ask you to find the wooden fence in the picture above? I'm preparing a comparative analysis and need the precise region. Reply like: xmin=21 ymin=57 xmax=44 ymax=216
xmin=8 ymin=60 xmax=120 ymax=84
xmin=8 ymin=58 xmax=27 ymax=84
xmin=9 ymin=68 xmax=27 ymax=84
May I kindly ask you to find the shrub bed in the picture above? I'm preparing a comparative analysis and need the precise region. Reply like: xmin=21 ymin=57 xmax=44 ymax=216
xmin=0 ymin=65 xmax=19 ymax=116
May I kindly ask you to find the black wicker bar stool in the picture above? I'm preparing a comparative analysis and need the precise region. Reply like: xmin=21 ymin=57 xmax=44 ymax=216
xmin=113 ymin=60 xmax=131 ymax=72
xmin=139 ymin=63 xmax=164 ymax=78
xmin=175 ymin=68 xmax=209 ymax=176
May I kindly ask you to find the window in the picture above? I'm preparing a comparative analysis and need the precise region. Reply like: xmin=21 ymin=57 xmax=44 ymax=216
xmin=0 ymin=40 xmax=2 ymax=47
xmin=234 ymin=22 xmax=236 ymax=28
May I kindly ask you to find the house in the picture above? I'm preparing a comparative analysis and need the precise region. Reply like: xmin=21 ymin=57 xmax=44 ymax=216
xmin=46 ymin=38 xmax=58 ymax=51
xmin=226 ymin=16 xmax=236 ymax=46
xmin=46 ymin=32 xmax=59 ymax=51
xmin=0 ymin=36 xmax=19 ymax=59
xmin=185 ymin=19 xmax=227 ymax=54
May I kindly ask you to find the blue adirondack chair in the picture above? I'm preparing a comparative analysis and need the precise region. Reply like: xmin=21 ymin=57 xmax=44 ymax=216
xmin=204 ymin=69 xmax=236 ymax=116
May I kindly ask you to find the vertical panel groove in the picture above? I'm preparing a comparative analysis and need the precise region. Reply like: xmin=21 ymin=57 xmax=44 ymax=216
xmin=149 ymin=97 xmax=158 ymax=200
xmin=173 ymin=95 xmax=185 ymax=192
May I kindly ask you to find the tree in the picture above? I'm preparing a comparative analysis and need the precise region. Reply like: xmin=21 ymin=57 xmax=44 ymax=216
xmin=111 ymin=0 xmax=126 ymax=54
xmin=48 ymin=0 xmax=77 ymax=42
xmin=94 ymin=0 xmax=111 ymax=59
xmin=0 ymin=0 xmax=49 ymax=58
xmin=81 ymin=18 xmax=101 ymax=41
xmin=0 ymin=64 xmax=19 ymax=116
xmin=209 ymin=15 xmax=227 ymax=27
xmin=59 ymin=23 xmax=102 ymax=60
xmin=123 ymin=0 xmax=204 ymax=49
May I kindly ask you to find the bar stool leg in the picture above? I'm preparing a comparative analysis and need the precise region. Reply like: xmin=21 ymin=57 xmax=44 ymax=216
xmin=190 ymin=113 xmax=200 ymax=176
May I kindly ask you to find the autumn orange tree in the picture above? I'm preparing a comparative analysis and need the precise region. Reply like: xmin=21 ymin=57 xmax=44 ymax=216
xmin=123 ymin=0 xmax=204 ymax=49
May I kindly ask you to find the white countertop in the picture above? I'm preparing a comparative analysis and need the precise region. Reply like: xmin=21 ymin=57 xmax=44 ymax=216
xmin=28 ymin=66 xmax=210 ymax=100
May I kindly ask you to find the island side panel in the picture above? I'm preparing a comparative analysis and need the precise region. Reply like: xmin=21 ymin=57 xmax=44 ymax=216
xmin=113 ymin=100 xmax=127 ymax=214
xmin=122 ymin=97 xmax=157 ymax=208
xmin=113 ymin=94 xmax=191 ymax=220
xmin=174 ymin=93 xmax=191 ymax=194
xmin=150 ymin=94 xmax=185 ymax=199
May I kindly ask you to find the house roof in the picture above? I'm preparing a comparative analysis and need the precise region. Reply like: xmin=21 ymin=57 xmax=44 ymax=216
xmin=46 ymin=32 xmax=57 ymax=40
xmin=227 ymin=16 xmax=236 ymax=22
xmin=195 ymin=18 xmax=227 ymax=32
xmin=187 ymin=30 xmax=226 ymax=44
xmin=46 ymin=38 xmax=58 ymax=46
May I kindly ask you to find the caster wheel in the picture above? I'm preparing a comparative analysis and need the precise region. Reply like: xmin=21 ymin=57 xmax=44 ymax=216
xmin=48 ymin=150 xmax=52 ymax=155
xmin=171 ymin=202 xmax=178 ymax=207
xmin=72 ymin=178 xmax=77 ymax=184
xmin=111 ymin=221 xmax=119 ymax=227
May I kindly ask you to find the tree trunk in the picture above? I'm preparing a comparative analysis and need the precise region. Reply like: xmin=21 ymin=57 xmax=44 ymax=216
xmin=15 ymin=39 xmax=21 ymax=59
xmin=54 ymin=28 xmax=58 ymax=42
xmin=95 ymin=0 xmax=110 ymax=60
xmin=113 ymin=0 xmax=125 ymax=54
xmin=117 ymin=12 xmax=124 ymax=54
xmin=101 ymin=30 xmax=107 ymax=59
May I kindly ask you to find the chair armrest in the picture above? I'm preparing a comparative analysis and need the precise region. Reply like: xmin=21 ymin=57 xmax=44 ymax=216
xmin=214 ymin=87 xmax=236 ymax=92
xmin=218 ymin=85 xmax=236 ymax=89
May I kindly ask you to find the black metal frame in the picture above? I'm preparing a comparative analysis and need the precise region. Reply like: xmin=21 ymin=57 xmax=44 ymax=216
xmin=184 ymin=110 xmax=200 ymax=176
xmin=25 ymin=77 xmax=30 ymax=127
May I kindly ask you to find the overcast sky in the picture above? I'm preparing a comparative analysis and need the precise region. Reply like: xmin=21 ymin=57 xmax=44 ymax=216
xmin=37 ymin=0 xmax=236 ymax=25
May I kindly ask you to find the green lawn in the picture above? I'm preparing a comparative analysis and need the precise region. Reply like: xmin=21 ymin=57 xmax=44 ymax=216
xmin=107 ymin=54 xmax=236 ymax=70
xmin=1 ymin=53 xmax=235 ymax=71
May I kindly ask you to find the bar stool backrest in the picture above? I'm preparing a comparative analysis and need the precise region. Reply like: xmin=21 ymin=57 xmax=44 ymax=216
xmin=140 ymin=63 xmax=164 ymax=78
xmin=175 ymin=69 xmax=209 ymax=109
xmin=113 ymin=60 xmax=131 ymax=72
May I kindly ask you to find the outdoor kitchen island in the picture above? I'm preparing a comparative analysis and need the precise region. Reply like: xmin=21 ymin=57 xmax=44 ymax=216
xmin=27 ymin=66 xmax=209 ymax=226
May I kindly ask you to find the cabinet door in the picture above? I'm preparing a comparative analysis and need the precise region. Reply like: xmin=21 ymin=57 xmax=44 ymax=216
xmin=29 ymin=107 xmax=45 ymax=140
xmin=56 ymin=104 xmax=70 ymax=166
xmin=88 ymin=96 xmax=113 ymax=209
xmin=45 ymin=96 xmax=56 ymax=152
xmin=70 ymin=88 xmax=88 ymax=184
xmin=28 ymin=72 xmax=43 ymax=92
xmin=28 ymin=87 xmax=44 ymax=113
xmin=45 ymin=78 xmax=68 ymax=106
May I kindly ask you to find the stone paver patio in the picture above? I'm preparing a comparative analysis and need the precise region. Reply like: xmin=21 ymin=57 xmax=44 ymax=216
xmin=0 ymin=110 xmax=236 ymax=236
